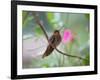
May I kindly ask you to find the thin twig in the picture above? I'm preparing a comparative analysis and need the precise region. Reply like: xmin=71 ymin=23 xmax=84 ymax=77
xmin=32 ymin=12 xmax=87 ymax=61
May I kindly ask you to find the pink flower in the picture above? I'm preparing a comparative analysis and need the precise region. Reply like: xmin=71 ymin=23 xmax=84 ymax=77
xmin=62 ymin=29 xmax=74 ymax=43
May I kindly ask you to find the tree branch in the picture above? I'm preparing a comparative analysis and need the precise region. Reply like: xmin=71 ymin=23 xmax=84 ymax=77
xmin=32 ymin=12 xmax=87 ymax=61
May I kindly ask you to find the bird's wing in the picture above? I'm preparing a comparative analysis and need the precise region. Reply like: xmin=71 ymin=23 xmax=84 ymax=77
xmin=49 ymin=35 xmax=55 ymax=44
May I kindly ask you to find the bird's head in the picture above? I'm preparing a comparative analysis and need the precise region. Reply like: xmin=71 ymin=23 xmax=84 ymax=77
xmin=54 ymin=30 xmax=60 ymax=35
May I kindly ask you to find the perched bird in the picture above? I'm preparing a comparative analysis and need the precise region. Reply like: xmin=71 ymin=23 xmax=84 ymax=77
xmin=42 ymin=30 xmax=61 ymax=58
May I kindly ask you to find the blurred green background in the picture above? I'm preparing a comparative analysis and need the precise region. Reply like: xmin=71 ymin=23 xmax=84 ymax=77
xmin=22 ymin=11 xmax=90 ymax=68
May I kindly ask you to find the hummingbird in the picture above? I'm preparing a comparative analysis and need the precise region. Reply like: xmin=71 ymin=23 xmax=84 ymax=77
xmin=42 ymin=30 xmax=61 ymax=58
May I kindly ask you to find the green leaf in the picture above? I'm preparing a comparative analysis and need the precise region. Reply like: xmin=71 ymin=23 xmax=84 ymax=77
xmin=33 ymin=25 xmax=44 ymax=36
xmin=23 ymin=15 xmax=33 ymax=27
xmin=47 ymin=13 xmax=54 ymax=22
xmin=85 ymin=14 xmax=90 ymax=21
xmin=42 ymin=63 xmax=49 ymax=68
xmin=22 ymin=11 xmax=28 ymax=25
xmin=82 ymin=54 xmax=90 ymax=65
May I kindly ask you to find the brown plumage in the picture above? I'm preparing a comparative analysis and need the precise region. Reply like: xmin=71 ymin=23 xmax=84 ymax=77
xmin=42 ymin=30 xmax=61 ymax=58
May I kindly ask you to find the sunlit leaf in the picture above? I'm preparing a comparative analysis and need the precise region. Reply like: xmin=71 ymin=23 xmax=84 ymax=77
xmin=47 ymin=13 xmax=54 ymax=22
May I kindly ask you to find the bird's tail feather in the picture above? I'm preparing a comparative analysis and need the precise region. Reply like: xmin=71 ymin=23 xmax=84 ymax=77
xmin=42 ymin=46 xmax=54 ymax=58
